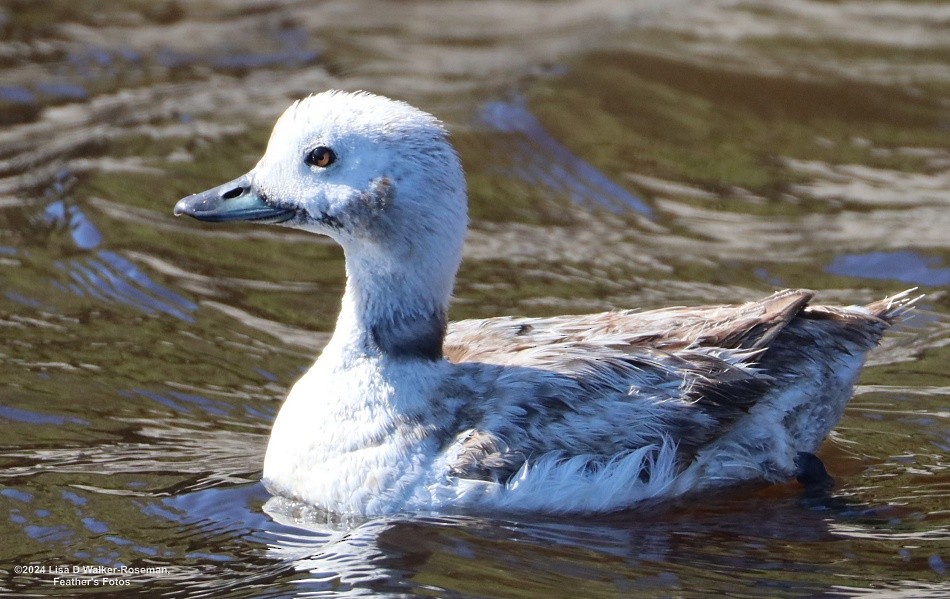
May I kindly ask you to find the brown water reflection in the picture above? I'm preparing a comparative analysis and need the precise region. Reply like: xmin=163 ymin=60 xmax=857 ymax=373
xmin=0 ymin=1 xmax=947 ymax=596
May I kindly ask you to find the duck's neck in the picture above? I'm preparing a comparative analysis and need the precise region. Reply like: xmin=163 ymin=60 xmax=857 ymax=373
xmin=323 ymin=248 xmax=451 ymax=365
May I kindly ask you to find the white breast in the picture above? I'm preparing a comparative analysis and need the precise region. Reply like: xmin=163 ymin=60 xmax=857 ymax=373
xmin=262 ymin=351 xmax=454 ymax=515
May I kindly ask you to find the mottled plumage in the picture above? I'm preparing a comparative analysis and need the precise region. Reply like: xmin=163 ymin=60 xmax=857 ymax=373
xmin=175 ymin=91 xmax=917 ymax=516
xmin=439 ymin=289 xmax=911 ymax=485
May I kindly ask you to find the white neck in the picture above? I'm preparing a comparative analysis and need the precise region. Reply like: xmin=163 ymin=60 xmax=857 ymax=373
xmin=320 ymin=243 xmax=452 ymax=365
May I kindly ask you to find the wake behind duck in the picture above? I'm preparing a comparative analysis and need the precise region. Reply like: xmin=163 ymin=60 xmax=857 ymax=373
xmin=175 ymin=90 xmax=915 ymax=516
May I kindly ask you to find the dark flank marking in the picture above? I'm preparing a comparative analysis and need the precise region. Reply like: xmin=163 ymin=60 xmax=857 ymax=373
xmin=371 ymin=309 xmax=446 ymax=361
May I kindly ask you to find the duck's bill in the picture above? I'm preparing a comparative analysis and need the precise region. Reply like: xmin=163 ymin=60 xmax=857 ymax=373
xmin=174 ymin=174 xmax=294 ymax=224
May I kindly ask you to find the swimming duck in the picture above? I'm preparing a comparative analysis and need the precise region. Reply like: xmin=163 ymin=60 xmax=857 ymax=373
xmin=174 ymin=90 xmax=915 ymax=516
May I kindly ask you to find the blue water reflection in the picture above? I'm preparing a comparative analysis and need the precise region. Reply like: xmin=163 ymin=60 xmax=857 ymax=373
xmin=0 ymin=85 xmax=35 ymax=104
xmin=480 ymin=99 xmax=653 ymax=216
xmin=52 ymin=249 xmax=197 ymax=322
xmin=43 ymin=200 xmax=102 ymax=250
xmin=0 ymin=405 xmax=88 ymax=426
xmin=827 ymin=251 xmax=950 ymax=286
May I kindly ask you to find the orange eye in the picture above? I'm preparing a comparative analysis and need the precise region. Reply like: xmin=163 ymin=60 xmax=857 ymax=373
xmin=305 ymin=146 xmax=336 ymax=168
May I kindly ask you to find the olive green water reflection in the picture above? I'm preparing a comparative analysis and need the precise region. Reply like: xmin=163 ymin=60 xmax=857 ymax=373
xmin=0 ymin=1 xmax=947 ymax=597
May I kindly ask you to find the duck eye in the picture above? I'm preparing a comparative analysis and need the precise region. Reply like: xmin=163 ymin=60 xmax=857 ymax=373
xmin=305 ymin=146 xmax=335 ymax=168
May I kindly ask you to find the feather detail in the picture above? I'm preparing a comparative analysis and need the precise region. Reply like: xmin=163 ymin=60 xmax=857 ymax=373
xmin=181 ymin=91 xmax=923 ymax=516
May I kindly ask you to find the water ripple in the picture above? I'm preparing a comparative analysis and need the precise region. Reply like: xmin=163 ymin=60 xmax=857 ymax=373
xmin=827 ymin=251 xmax=950 ymax=287
xmin=480 ymin=99 xmax=653 ymax=216
xmin=53 ymin=250 xmax=196 ymax=322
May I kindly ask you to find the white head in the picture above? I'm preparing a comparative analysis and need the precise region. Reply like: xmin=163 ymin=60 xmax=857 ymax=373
xmin=175 ymin=91 xmax=469 ymax=359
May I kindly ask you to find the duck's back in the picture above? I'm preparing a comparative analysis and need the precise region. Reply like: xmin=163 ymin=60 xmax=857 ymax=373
xmin=445 ymin=289 xmax=907 ymax=362
xmin=438 ymin=289 xmax=914 ymax=511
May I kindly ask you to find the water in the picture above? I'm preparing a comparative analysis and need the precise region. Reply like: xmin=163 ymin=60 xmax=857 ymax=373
xmin=1 ymin=1 xmax=948 ymax=596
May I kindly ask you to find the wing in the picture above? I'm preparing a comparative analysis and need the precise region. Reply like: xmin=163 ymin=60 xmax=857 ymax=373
xmin=443 ymin=289 xmax=813 ymax=364
xmin=439 ymin=289 xmax=916 ymax=483
xmin=441 ymin=344 xmax=767 ymax=482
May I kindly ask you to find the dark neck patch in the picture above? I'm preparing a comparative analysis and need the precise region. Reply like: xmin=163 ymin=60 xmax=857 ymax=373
xmin=370 ymin=309 xmax=446 ymax=362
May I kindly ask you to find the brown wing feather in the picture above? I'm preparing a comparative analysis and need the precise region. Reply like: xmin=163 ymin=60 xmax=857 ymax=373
xmin=440 ymin=288 xmax=917 ymax=483
xmin=444 ymin=289 xmax=813 ymax=364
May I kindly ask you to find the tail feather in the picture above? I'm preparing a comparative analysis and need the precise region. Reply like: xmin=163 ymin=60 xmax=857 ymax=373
xmin=865 ymin=287 xmax=922 ymax=323
xmin=720 ymin=288 xmax=923 ymax=480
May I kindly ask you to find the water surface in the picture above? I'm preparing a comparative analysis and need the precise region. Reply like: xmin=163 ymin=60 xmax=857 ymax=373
xmin=1 ymin=1 xmax=948 ymax=596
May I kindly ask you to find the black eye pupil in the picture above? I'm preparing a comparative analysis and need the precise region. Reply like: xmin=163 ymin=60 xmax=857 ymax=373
xmin=306 ymin=146 xmax=335 ymax=167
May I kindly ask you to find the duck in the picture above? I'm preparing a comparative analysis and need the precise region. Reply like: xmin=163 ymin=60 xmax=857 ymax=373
xmin=174 ymin=90 xmax=916 ymax=516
